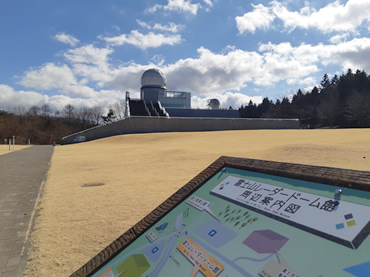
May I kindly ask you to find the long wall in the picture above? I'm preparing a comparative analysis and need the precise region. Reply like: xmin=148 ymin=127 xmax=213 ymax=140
xmin=166 ymin=108 xmax=239 ymax=118
xmin=61 ymin=116 xmax=300 ymax=145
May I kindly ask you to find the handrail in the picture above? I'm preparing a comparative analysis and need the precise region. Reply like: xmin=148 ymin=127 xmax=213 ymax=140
xmin=126 ymin=99 xmax=131 ymax=118
xmin=151 ymin=101 xmax=160 ymax=117
xmin=157 ymin=101 xmax=170 ymax=118
xmin=143 ymin=101 xmax=151 ymax=117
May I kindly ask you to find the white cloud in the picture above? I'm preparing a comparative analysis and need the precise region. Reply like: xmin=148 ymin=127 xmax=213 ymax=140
xmin=136 ymin=20 xmax=151 ymax=30
xmin=104 ymin=37 xmax=370 ymax=98
xmin=47 ymin=93 xmax=125 ymax=110
xmin=136 ymin=20 xmax=184 ymax=33
xmin=18 ymin=63 xmax=76 ymax=90
xmin=329 ymin=33 xmax=350 ymax=44
xmin=54 ymin=32 xmax=80 ymax=47
xmin=145 ymin=4 xmax=161 ymax=14
xmin=0 ymin=85 xmax=48 ymax=109
xmin=257 ymin=42 xmax=320 ymax=86
xmin=164 ymin=47 xmax=263 ymax=95
xmin=202 ymin=0 xmax=213 ymax=12
xmin=0 ymin=84 xmax=126 ymax=111
xmin=103 ymin=30 xmax=182 ymax=49
xmin=61 ymin=85 xmax=127 ymax=99
xmin=146 ymin=0 xmax=201 ymax=15
xmin=237 ymin=0 xmax=370 ymax=34
xmin=236 ymin=4 xmax=275 ymax=34
xmin=13 ymin=33 xmax=370 ymax=112
xmin=323 ymin=38 xmax=370 ymax=70
xmin=287 ymin=76 xmax=317 ymax=86
xmin=163 ymin=44 xmax=318 ymax=95
xmin=71 ymin=63 xmax=113 ymax=87
xmin=151 ymin=55 xmax=166 ymax=66
xmin=62 ymin=85 xmax=99 ymax=98
xmin=64 ymin=45 xmax=113 ymax=67
xmin=271 ymin=0 xmax=370 ymax=33
xmin=259 ymin=38 xmax=370 ymax=73
xmin=162 ymin=38 xmax=370 ymax=95
xmin=16 ymin=62 xmax=119 ymax=99
xmin=102 ymin=38 xmax=370 ymax=97
xmin=203 ymin=0 xmax=213 ymax=7
xmin=103 ymin=64 xmax=151 ymax=92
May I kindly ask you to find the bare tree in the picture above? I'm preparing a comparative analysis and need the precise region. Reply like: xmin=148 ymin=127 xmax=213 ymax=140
xmin=75 ymin=107 xmax=92 ymax=129
xmin=63 ymin=104 xmax=75 ymax=123
xmin=10 ymin=106 xmax=27 ymax=116
xmin=109 ymin=101 xmax=125 ymax=121
xmin=27 ymin=105 xmax=41 ymax=117
xmin=41 ymin=104 xmax=52 ymax=118
xmin=89 ymin=106 xmax=104 ymax=126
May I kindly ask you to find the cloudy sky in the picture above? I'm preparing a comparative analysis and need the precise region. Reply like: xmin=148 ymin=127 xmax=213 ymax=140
xmin=1 ymin=0 xmax=370 ymax=111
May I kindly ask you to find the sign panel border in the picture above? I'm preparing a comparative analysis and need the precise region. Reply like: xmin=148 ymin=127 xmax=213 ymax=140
xmin=70 ymin=156 xmax=370 ymax=277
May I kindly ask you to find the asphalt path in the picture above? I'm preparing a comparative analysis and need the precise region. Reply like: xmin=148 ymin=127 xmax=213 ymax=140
xmin=0 ymin=146 xmax=53 ymax=277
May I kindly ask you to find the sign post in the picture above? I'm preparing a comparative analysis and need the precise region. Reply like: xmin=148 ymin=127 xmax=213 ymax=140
xmin=70 ymin=157 xmax=370 ymax=277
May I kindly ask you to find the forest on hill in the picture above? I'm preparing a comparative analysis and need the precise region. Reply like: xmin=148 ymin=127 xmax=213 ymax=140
xmin=0 ymin=102 xmax=125 ymax=145
xmin=1 ymin=69 xmax=369 ymax=144
xmin=239 ymin=69 xmax=370 ymax=128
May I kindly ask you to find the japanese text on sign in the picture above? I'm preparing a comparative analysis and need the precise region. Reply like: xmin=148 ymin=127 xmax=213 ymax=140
xmin=210 ymin=176 xmax=370 ymax=249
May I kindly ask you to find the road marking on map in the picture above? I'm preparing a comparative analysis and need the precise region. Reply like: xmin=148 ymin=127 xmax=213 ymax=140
xmin=186 ymin=196 xmax=220 ymax=222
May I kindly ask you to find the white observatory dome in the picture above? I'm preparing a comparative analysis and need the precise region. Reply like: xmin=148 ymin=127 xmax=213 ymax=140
xmin=207 ymin=99 xmax=220 ymax=109
xmin=141 ymin=68 xmax=167 ymax=89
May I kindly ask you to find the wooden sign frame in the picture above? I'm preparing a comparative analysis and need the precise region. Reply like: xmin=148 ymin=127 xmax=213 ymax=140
xmin=70 ymin=156 xmax=370 ymax=277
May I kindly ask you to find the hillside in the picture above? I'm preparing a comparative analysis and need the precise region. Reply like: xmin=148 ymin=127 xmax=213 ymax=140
xmin=25 ymin=129 xmax=370 ymax=276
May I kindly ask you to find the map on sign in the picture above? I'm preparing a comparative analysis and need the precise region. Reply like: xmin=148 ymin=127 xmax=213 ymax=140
xmin=92 ymin=168 xmax=370 ymax=277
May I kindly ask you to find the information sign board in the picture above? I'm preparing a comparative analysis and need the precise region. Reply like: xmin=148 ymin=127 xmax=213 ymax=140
xmin=71 ymin=156 xmax=370 ymax=277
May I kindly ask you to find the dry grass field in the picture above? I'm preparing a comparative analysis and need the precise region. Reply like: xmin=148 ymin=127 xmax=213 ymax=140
xmin=0 ymin=145 xmax=30 ymax=156
xmin=24 ymin=129 xmax=370 ymax=276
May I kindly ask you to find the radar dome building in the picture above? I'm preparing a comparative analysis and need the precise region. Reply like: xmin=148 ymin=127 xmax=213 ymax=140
xmin=139 ymin=68 xmax=191 ymax=110
xmin=207 ymin=99 xmax=220 ymax=110
xmin=127 ymin=68 xmax=238 ymax=118
xmin=141 ymin=68 xmax=167 ymax=89
xmin=61 ymin=67 xmax=300 ymax=145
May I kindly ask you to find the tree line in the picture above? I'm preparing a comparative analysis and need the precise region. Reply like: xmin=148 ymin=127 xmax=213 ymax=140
xmin=0 ymin=102 xmax=125 ymax=145
xmin=239 ymin=69 xmax=370 ymax=128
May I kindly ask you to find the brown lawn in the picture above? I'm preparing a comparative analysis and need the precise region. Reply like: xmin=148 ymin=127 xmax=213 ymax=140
xmin=24 ymin=129 xmax=370 ymax=276
xmin=0 ymin=145 xmax=30 ymax=156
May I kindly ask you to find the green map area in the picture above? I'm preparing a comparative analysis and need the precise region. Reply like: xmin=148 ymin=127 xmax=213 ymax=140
xmin=93 ymin=167 xmax=370 ymax=277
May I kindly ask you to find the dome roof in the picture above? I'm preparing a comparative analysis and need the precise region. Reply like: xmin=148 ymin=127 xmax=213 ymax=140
xmin=141 ymin=68 xmax=167 ymax=88
xmin=207 ymin=99 xmax=220 ymax=109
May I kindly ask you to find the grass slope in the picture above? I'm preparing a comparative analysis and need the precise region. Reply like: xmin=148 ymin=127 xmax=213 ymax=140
xmin=25 ymin=129 xmax=370 ymax=276
xmin=0 ymin=145 xmax=30 ymax=155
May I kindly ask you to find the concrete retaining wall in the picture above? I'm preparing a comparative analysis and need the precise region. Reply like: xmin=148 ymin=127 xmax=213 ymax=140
xmin=61 ymin=117 xmax=300 ymax=145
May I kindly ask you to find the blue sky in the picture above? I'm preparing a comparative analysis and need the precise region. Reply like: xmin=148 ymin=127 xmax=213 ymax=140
xmin=1 ymin=0 xmax=370 ymax=111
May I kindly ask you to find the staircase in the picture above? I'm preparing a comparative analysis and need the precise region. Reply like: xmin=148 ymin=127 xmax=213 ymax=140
xmin=128 ymin=98 xmax=169 ymax=118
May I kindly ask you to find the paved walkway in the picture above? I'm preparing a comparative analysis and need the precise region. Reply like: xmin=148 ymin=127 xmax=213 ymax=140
xmin=0 ymin=146 xmax=54 ymax=277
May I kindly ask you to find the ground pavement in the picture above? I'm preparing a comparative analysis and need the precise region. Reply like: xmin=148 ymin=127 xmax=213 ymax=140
xmin=0 ymin=146 xmax=53 ymax=277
